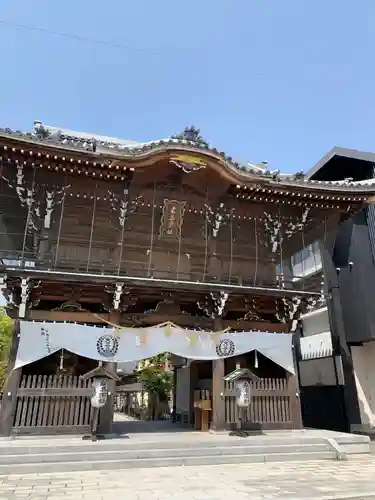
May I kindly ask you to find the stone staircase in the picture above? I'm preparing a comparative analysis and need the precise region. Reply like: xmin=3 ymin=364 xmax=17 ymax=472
xmin=0 ymin=429 xmax=370 ymax=474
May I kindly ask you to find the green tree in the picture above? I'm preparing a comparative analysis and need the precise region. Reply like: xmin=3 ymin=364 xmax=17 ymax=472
xmin=0 ymin=313 xmax=13 ymax=389
xmin=137 ymin=365 xmax=172 ymax=399
xmin=136 ymin=354 xmax=172 ymax=420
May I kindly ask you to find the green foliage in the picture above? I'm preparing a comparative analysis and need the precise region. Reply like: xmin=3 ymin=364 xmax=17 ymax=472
xmin=0 ymin=313 xmax=13 ymax=360
xmin=136 ymin=353 xmax=172 ymax=401
xmin=149 ymin=353 xmax=169 ymax=366
xmin=0 ymin=313 xmax=13 ymax=389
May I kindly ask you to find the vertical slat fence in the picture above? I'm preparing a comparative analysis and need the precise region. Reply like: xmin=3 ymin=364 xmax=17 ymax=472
xmin=225 ymin=377 xmax=296 ymax=429
xmin=12 ymin=374 xmax=92 ymax=435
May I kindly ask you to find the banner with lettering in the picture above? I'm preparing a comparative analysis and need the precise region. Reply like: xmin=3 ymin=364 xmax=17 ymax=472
xmin=15 ymin=321 xmax=295 ymax=374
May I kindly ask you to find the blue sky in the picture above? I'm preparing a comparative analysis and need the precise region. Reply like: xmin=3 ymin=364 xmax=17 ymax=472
xmin=1 ymin=0 xmax=374 ymax=173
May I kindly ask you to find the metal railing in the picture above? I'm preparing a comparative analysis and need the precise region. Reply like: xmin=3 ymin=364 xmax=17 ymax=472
xmin=0 ymin=247 xmax=323 ymax=294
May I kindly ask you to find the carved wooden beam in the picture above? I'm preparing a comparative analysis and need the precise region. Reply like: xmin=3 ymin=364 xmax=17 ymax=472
xmin=238 ymin=296 xmax=262 ymax=321
xmin=108 ymin=187 xmax=142 ymax=229
xmin=0 ymin=276 xmax=41 ymax=318
xmin=29 ymin=310 xmax=109 ymax=323
xmin=105 ymin=283 xmax=138 ymax=312
xmin=197 ymin=291 xmax=229 ymax=319
xmin=0 ymin=274 xmax=16 ymax=311
xmin=19 ymin=278 xmax=41 ymax=318
xmin=275 ymin=295 xmax=317 ymax=331
xmin=203 ymin=203 xmax=231 ymax=238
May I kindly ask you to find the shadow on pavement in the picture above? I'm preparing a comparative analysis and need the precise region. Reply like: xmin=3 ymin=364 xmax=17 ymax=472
xmin=112 ymin=419 xmax=193 ymax=435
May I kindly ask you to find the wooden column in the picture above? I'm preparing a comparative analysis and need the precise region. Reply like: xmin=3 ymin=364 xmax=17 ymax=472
xmin=211 ymin=316 xmax=225 ymax=431
xmin=0 ymin=320 xmax=22 ymax=437
xmin=291 ymin=326 xmax=303 ymax=429
xmin=189 ymin=362 xmax=199 ymax=425
xmin=172 ymin=367 xmax=178 ymax=423
xmin=98 ymin=311 xmax=119 ymax=435
xmin=98 ymin=361 xmax=116 ymax=435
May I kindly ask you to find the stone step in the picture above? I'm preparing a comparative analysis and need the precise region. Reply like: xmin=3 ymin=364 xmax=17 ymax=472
xmin=0 ymin=430 xmax=369 ymax=473
xmin=0 ymin=442 xmax=332 ymax=465
xmin=0 ymin=451 xmax=337 ymax=474
xmin=0 ymin=436 xmax=338 ymax=455
xmin=1 ymin=432 xmax=369 ymax=455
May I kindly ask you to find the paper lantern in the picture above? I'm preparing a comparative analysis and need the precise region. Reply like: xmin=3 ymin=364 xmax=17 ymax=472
xmin=91 ymin=378 xmax=108 ymax=408
xmin=235 ymin=379 xmax=251 ymax=408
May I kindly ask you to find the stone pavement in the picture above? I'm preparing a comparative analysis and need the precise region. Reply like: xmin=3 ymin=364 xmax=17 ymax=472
xmin=2 ymin=455 xmax=375 ymax=500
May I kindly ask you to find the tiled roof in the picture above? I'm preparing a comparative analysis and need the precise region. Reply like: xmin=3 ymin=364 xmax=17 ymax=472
xmin=0 ymin=122 xmax=302 ymax=179
xmin=1 ymin=121 xmax=375 ymax=193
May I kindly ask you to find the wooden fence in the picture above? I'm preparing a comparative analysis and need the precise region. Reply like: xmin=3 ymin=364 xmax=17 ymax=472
xmin=225 ymin=377 xmax=297 ymax=430
xmin=13 ymin=374 xmax=92 ymax=435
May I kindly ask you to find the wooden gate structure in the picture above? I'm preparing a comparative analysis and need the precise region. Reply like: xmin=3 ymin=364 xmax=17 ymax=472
xmin=224 ymin=377 xmax=300 ymax=430
xmin=12 ymin=374 xmax=92 ymax=435
xmin=0 ymin=123 xmax=372 ymax=436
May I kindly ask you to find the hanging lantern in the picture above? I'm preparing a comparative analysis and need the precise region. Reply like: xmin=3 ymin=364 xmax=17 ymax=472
xmin=91 ymin=378 xmax=109 ymax=408
xmin=235 ymin=379 xmax=251 ymax=408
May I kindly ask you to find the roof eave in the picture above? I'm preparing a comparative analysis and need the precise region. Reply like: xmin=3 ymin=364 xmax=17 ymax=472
xmin=2 ymin=131 xmax=375 ymax=196
xmin=305 ymin=147 xmax=375 ymax=180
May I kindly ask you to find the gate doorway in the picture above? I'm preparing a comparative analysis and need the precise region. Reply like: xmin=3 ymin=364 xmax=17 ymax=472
xmin=115 ymin=383 xmax=146 ymax=420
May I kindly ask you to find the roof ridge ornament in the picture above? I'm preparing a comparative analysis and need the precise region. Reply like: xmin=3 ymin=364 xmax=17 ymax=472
xmin=171 ymin=126 xmax=208 ymax=147
xmin=294 ymin=171 xmax=305 ymax=181
xmin=33 ymin=120 xmax=50 ymax=140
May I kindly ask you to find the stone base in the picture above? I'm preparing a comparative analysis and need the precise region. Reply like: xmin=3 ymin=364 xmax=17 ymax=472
xmin=0 ymin=428 xmax=370 ymax=474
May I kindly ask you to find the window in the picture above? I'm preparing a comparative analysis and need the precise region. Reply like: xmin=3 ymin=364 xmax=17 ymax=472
xmin=291 ymin=241 xmax=322 ymax=279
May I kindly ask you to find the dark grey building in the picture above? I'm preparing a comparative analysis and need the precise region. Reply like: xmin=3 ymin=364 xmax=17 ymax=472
xmin=298 ymin=147 xmax=375 ymax=433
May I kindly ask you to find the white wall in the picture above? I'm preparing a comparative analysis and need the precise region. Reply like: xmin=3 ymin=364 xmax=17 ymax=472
xmin=351 ymin=343 xmax=375 ymax=428
xmin=299 ymin=306 xmax=337 ymax=386
xmin=300 ymin=307 xmax=333 ymax=360
xmin=301 ymin=307 xmax=330 ymax=337
xmin=300 ymin=332 xmax=333 ymax=360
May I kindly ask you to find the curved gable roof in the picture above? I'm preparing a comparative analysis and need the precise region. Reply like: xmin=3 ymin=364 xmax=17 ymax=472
xmin=1 ymin=122 xmax=375 ymax=198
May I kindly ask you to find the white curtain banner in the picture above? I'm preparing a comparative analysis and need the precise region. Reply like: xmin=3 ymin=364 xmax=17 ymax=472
xmin=15 ymin=321 xmax=295 ymax=374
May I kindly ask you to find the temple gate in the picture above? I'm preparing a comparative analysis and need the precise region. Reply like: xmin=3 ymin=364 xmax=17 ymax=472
xmin=0 ymin=122 xmax=373 ymax=435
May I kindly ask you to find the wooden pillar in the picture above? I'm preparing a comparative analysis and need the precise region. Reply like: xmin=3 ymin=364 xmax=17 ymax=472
xmin=291 ymin=326 xmax=303 ymax=428
xmin=189 ymin=362 xmax=199 ymax=425
xmin=211 ymin=316 xmax=226 ymax=430
xmin=98 ymin=311 xmax=119 ymax=435
xmin=0 ymin=320 xmax=22 ymax=437
xmin=288 ymin=375 xmax=303 ymax=428
xmin=98 ymin=362 xmax=116 ymax=434
xmin=128 ymin=392 xmax=133 ymax=417
xmin=172 ymin=367 xmax=178 ymax=423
